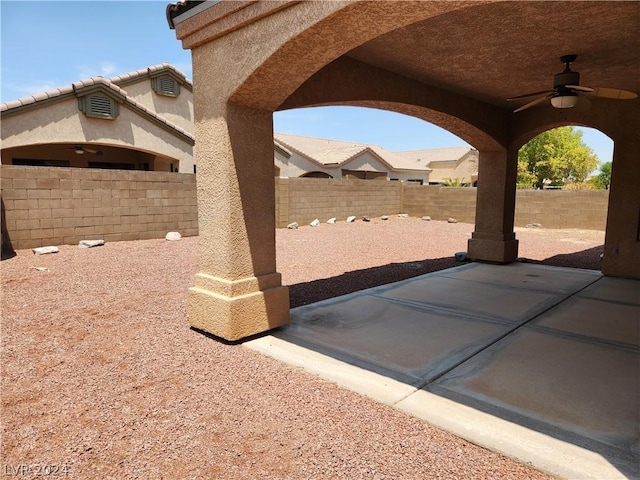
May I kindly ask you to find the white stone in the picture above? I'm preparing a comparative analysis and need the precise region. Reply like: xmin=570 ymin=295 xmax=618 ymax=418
xmin=165 ymin=231 xmax=182 ymax=241
xmin=398 ymin=213 xmax=409 ymax=218
xmin=79 ymin=239 xmax=105 ymax=248
xmin=327 ymin=218 xmax=337 ymax=224
xmin=33 ymin=246 xmax=59 ymax=255
xmin=525 ymin=223 xmax=543 ymax=229
xmin=310 ymin=219 xmax=320 ymax=227
xmin=287 ymin=222 xmax=299 ymax=229
xmin=381 ymin=215 xmax=389 ymax=220
xmin=447 ymin=218 xmax=458 ymax=223
xmin=346 ymin=216 xmax=356 ymax=223
xmin=422 ymin=216 xmax=432 ymax=221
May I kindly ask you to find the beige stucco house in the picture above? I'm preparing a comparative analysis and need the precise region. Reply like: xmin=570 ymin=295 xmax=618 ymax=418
xmin=274 ymin=133 xmax=432 ymax=183
xmin=1 ymin=64 xmax=195 ymax=173
xmin=397 ymin=147 xmax=479 ymax=186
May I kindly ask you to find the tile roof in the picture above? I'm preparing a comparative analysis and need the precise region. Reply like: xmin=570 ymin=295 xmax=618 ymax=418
xmin=396 ymin=147 xmax=474 ymax=163
xmin=274 ymin=133 xmax=432 ymax=172
xmin=109 ymin=63 xmax=192 ymax=89
xmin=1 ymin=65 xmax=194 ymax=144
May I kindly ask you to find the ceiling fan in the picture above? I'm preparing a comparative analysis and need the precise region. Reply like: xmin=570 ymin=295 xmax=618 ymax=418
xmin=507 ymin=54 xmax=638 ymax=113
xmin=66 ymin=145 xmax=103 ymax=156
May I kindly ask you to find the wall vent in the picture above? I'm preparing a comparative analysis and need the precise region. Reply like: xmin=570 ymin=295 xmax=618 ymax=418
xmin=79 ymin=94 xmax=118 ymax=119
xmin=152 ymin=75 xmax=180 ymax=97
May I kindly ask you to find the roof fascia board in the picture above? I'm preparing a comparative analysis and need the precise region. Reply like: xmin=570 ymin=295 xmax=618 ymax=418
xmin=173 ymin=1 xmax=301 ymax=50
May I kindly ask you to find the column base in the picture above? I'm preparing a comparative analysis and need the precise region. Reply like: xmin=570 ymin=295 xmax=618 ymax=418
xmin=467 ymin=232 xmax=519 ymax=264
xmin=188 ymin=273 xmax=290 ymax=341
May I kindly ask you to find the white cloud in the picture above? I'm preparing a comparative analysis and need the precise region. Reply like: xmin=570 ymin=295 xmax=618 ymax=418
xmin=76 ymin=61 xmax=120 ymax=80
xmin=2 ymin=81 xmax=60 ymax=101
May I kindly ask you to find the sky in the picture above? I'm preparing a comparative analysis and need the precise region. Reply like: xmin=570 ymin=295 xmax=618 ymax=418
xmin=1 ymin=1 xmax=613 ymax=168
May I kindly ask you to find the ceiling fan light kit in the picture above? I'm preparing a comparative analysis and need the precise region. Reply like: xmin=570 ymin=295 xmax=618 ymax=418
xmin=507 ymin=54 xmax=637 ymax=112
xmin=550 ymin=94 xmax=578 ymax=109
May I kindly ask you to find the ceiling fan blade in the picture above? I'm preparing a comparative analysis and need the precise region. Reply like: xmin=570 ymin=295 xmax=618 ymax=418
xmin=507 ymin=90 xmax=554 ymax=101
xmin=513 ymin=94 xmax=553 ymax=113
xmin=585 ymin=87 xmax=638 ymax=99
xmin=84 ymin=147 xmax=98 ymax=154
xmin=565 ymin=85 xmax=594 ymax=93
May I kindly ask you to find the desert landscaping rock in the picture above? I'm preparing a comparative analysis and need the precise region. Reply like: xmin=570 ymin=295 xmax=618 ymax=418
xmin=287 ymin=222 xmax=299 ymax=229
xmin=447 ymin=218 xmax=458 ymax=223
xmin=362 ymin=216 xmax=371 ymax=222
xmin=165 ymin=231 xmax=182 ymax=241
xmin=32 ymin=246 xmax=59 ymax=255
xmin=455 ymin=251 xmax=468 ymax=261
xmin=526 ymin=223 xmax=543 ymax=228
xmin=346 ymin=216 xmax=356 ymax=223
xmin=422 ymin=216 xmax=432 ymax=221
xmin=2 ymin=219 xmax=604 ymax=480
xmin=381 ymin=215 xmax=389 ymax=220
xmin=327 ymin=218 xmax=337 ymax=224
xmin=398 ymin=213 xmax=409 ymax=218
xmin=310 ymin=219 xmax=320 ymax=227
xmin=79 ymin=239 xmax=105 ymax=248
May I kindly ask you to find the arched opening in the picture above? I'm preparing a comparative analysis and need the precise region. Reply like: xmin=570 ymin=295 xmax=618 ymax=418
xmin=513 ymin=125 xmax=613 ymax=271
xmin=1 ymin=143 xmax=181 ymax=172
xmin=300 ymin=171 xmax=332 ymax=179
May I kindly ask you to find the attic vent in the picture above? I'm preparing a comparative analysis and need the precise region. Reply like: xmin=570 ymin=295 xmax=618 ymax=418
xmin=152 ymin=75 xmax=180 ymax=97
xmin=79 ymin=94 xmax=118 ymax=119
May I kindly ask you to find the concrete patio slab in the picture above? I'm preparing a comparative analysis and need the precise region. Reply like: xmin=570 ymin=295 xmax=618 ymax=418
xmin=244 ymin=263 xmax=639 ymax=479
xmin=277 ymin=294 xmax=512 ymax=385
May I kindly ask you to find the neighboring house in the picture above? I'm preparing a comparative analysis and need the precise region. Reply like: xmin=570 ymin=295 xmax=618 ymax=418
xmin=397 ymin=147 xmax=479 ymax=186
xmin=274 ymin=133 xmax=432 ymax=184
xmin=1 ymin=64 xmax=195 ymax=173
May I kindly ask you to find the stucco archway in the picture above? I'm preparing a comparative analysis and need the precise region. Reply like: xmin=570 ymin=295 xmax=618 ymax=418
xmin=169 ymin=0 xmax=639 ymax=340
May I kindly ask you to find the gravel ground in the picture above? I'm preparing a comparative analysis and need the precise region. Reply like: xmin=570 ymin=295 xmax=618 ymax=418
xmin=1 ymin=218 xmax=603 ymax=479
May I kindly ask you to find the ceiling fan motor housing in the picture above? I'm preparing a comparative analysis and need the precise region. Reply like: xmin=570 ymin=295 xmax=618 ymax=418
xmin=554 ymin=70 xmax=580 ymax=89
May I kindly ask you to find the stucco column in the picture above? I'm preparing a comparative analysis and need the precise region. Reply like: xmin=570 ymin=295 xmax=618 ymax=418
xmin=188 ymin=103 xmax=289 ymax=341
xmin=602 ymin=135 xmax=640 ymax=279
xmin=467 ymin=149 xmax=519 ymax=263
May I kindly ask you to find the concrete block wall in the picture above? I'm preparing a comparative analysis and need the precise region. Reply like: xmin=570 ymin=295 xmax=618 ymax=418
xmin=1 ymin=165 xmax=197 ymax=250
xmin=1 ymin=169 xmax=609 ymax=252
xmin=277 ymin=177 xmax=402 ymax=227
xmin=515 ymin=189 xmax=609 ymax=230
xmin=403 ymin=185 xmax=477 ymax=223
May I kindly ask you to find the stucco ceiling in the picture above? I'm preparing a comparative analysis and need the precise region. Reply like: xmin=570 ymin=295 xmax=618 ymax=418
xmin=346 ymin=1 xmax=640 ymax=110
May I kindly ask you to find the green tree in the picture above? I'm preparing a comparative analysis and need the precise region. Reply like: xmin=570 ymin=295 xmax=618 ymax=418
xmin=517 ymin=127 xmax=599 ymax=189
xmin=593 ymin=161 xmax=612 ymax=190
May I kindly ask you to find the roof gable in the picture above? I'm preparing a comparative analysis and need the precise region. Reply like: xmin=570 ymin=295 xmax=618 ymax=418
xmin=274 ymin=133 xmax=431 ymax=172
xmin=1 ymin=65 xmax=194 ymax=145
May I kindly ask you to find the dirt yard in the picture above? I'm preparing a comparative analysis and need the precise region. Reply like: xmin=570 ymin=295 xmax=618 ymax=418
xmin=1 ymin=218 xmax=603 ymax=479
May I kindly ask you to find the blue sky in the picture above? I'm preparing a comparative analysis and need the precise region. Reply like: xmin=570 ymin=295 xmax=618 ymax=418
xmin=1 ymin=1 xmax=612 ymax=167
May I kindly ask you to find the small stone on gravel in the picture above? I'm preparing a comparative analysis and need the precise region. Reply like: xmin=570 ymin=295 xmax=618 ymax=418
xmin=165 ymin=232 xmax=182 ymax=241
xmin=33 ymin=246 xmax=59 ymax=255
xmin=79 ymin=239 xmax=105 ymax=248
xmin=287 ymin=222 xmax=299 ymax=229
xmin=310 ymin=219 xmax=320 ymax=227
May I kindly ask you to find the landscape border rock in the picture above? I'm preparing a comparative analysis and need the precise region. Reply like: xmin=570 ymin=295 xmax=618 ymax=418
xmin=33 ymin=246 xmax=59 ymax=255
xmin=165 ymin=232 xmax=182 ymax=241
xmin=79 ymin=239 xmax=105 ymax=248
